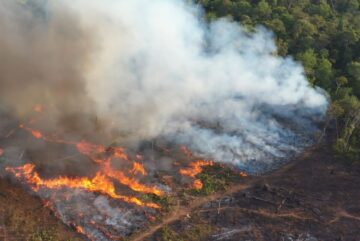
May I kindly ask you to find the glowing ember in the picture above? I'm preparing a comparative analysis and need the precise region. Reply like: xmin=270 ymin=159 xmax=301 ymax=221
xmin=240 ymin=171 xmax=248 ymax=177
xmin=20 ymin=124 xmax=43 ymax=139
xmin=193 ymin=179 xmax=203 ymax=190
xmin=76 ymin=226 xmax=86 ymax=234
xmin=34 ymin=104 xmax=44 ymax=113
xmin=6 ymin=164 xmax=160 ymax=209
xmin=181 ymin=145 xmax=193 ymax=158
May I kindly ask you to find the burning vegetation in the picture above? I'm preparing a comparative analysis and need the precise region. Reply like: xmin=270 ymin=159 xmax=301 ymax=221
xmin=180 ymin=160 xmax=215 ymax=190
xmin=0 ymin=0 xmax=332 ymax=240
xmin=0 ymin=105 xmax=246 ymax=240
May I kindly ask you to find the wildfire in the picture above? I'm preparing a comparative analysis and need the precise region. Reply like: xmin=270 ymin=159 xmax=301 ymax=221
xmin=131 ymin=162 xmax=147 ymax=176
xmin=76 ymin=226 xmax=86 ymax=234
xmin=17 ymin=124 xmax=164 ymax=196
xmin=180 ymin=145 xmax=193 ymax=158
xmin=180 ymin=160 xmax=214 ymax=190
xmin=19 ymin=124 xmax=43 ymax=139
xmin=193 ymin=179 xmax=203 ymax=190
xmin=102 ymin=160 xmax=164 ymax=196
xmin=76 ymin=140 xmax=106 ymax=156
xmin=112 ymin=147 xmax=130 ymax=161
xmin=180 ymin=160 xmax=214 ymax=178
xmin=6 ymin=164 xmax=160 ymax=209
xmin=240 ymin=171 xmax=248 ymax=177
xmin=7 ymin=109 xmax=240 ymax=240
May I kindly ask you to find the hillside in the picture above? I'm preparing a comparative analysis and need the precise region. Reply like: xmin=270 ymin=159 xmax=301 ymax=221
xmin=138 ymin=140 xmax=360 ymax=241
xmin=0 ymin=1 xmax=359 ymax=241
xmin=1 ymin=135 xmax=359 ymax=240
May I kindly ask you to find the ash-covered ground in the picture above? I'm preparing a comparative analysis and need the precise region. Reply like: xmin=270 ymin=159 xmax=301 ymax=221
xmin=146 ymin=141 xmax=360 ymax=241
xmin=1 ymin=134 xmax=359 ymax=241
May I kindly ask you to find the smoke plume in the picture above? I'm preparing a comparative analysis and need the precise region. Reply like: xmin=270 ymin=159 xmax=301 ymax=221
xmin=0 ymin=0 xmax=328 ymax=173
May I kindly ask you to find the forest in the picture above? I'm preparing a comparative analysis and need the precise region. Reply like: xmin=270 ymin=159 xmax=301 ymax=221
xmin=197 ymin=0 xmax=360 ymax=160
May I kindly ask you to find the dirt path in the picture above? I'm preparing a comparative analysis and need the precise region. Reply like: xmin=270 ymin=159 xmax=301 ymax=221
xmin=131 ymin=183 xmax=255 ymax=241
xmin=131 ymin=148 xmax=316 ymax=241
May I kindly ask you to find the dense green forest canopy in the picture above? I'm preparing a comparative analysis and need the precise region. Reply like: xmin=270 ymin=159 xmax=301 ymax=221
xmin=197 ymin=0 xmax=360 ymax=160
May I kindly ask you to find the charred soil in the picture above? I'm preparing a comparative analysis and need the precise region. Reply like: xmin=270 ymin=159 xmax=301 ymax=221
xmin=138 ymin=143 xmax=360 ymax=241
xmin=0 ymin=141 xmax=359 ymax=241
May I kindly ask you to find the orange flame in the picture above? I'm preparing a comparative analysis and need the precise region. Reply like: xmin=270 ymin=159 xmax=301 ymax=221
xmin=193 ymin=179 xmax=203 ymax=190
xmin=76 ymin=226 xmax=86 ymax=234
xmin=12 ymin=123 xmax=166 ymax=209
xmin=16 ymin=124 xmax=163 ymax=196
xmin=112 ymin=147 xmax=130 ymax=161
xmin=6 ymin=164 xmax=160 ymax=209
xmin=20 ymin=124 xmax=43 ymax=139
xmin=180 ymin=160 xmax=214 ymax=178
xmin=239 ymin=171 xmax=248 ymax=177
xmin=76 ymin=141 xmax=106 ymax=156
xmin=102 ymin=160 xmax=163 ymax=196
xmin=131 ymin=162 xmax=147 ymax=176
xmin=180 ymin=160 xmax=214 ymax=190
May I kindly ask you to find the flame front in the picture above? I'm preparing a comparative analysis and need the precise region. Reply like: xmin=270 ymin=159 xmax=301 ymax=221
xmin=6 ymin=164 xmax=160 ymax=209
xmin=180 ymin=160 xmax=214 ymax=178
xmin=101 ymin=159 xmax=164 ymax=196
xmin=180 ymin=160 xmax=214 ymax=189
xmin=6 ymin=121 xmax=225 ymax=239
xmin=131 ymin=162 xmax=147 ymax=176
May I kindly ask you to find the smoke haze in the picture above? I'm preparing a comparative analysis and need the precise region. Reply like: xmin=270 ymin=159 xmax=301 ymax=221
xmin=0 ymin=0 xmax=328 ymax=172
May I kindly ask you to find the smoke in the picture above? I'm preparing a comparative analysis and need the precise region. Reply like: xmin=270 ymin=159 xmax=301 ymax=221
xmin=0 ymin=0 xmax=98 ymax=136
xmin=0 ymin=0 xmax=328 ymax=172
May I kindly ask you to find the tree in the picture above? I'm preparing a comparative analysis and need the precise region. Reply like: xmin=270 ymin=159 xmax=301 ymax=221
xmin=335 ymin=76 xmax=349 ymax=94
xmin=256 ymin=0 xmax=272 ymax=19
xmin=315 ymin=57 xmax=333 ymax=90
xmin=196 ymin=0 xmax=360 ymax=161
xmin=296 ymin=49 xmax=317 ymax=83
xmin=347 ymin=61 xmax=360 ymax=97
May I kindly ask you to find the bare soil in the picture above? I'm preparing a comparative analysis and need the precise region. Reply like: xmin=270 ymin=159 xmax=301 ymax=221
xmin=0 ymin=178 xmax=84 ymax=241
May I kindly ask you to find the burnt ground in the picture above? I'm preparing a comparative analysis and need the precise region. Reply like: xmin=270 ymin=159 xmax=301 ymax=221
xmin=0 ymin=178 xmax=84 ymax=241
xmin=143 ymin=143 xmax=360 ymax=241
xmin=0 ymin=141 xmax=359 ymax=241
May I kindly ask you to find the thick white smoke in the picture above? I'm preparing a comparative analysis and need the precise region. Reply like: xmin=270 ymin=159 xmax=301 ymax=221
xmin=1 ymin=0 xmax=328 ymax=173
xmin=66 ymin=0 xmax=327 ymax=172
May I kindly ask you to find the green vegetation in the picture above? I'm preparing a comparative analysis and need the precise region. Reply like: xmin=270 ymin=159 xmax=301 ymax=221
xmin=161 ymin=226 xmax=182 ymax=241
xmin=160 ymin=223 xmax=214 ymax=241
xmin=142 ymin=193 xmax=173 ymax=212
xmin=3 ymin=205 xmax=82 ymax=241
xmin=190 ymin=164 xmax=241 ymax=195
xmin=197 ymin=0 xmax=360 ymax=160
xmin=29 ymin=229 xmax=59 ymax=241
